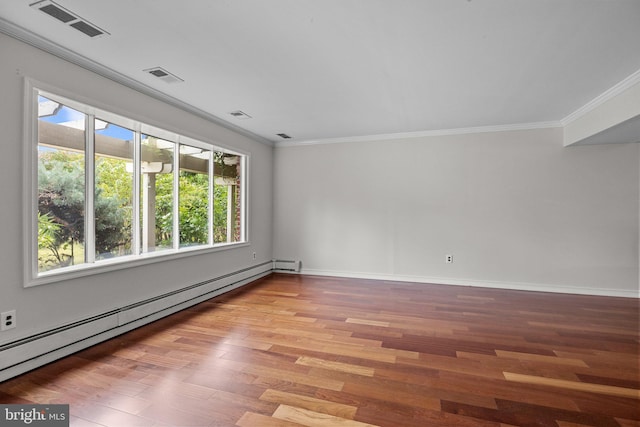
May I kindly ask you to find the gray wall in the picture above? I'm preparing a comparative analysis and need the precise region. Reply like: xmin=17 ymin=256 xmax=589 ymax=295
xmin=273 ymin=127 xmax=639 ymax=296
xmin=0 ymin=33 xmax=273 ymax=345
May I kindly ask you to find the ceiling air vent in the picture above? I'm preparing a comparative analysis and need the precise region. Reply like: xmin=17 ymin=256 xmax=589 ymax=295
xmin=144 ymin=67 xmax=184 ymax=84
xmin=70 ymin=20 xmax=104 ymax=37
xmin=38 ymin=3 xmax=75 ymax=23
xmin=229 ymin=110 xmax=252 ymax=120
xmin=30 ymin=0 xmax=109 ymax=38
xmin=277 ymin=133 xmax=292 ymax=139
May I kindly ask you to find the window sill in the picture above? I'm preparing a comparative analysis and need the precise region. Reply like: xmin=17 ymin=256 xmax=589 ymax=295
xmin=26 ymin=241 xmax=250 ymax=288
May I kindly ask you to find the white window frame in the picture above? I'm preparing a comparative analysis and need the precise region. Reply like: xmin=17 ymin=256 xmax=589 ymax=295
xmin=23 ymin=79 xmax=249 ymax=287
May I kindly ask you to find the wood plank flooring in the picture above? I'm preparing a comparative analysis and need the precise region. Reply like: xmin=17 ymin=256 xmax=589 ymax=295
xmin=0 ymin=273 xmax=638 ymax=426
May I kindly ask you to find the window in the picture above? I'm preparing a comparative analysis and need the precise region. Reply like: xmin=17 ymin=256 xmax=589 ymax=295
xmin=37 ymin=99 xmax=87 ymax=271
xmin=30 ymin=88 xmax=247 ymax=284
xmin=95 ymin=119 xmax=134 ymax=260
xmin=140 ymin=134 xmax=175 ymax=253
xmin=179 ymin=144 xmax=211 ymax=247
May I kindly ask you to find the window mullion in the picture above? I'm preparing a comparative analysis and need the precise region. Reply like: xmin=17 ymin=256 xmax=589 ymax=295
xmin=240 ymin=156 xmax=246 ymax=242
xmin=85 ymin=114 xmax=96 ymax=263
xmin=132 ymin=131 xmax=141 ymax=256
xmin=209 ymin=151 xmax=214 ymax=246
xmin=173 ymin=144 xmax=180 ymax=250
xmin=29 ymin=85 xmax=39 ymax=280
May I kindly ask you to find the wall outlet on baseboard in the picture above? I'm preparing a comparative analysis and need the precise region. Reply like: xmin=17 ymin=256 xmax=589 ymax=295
xmin=1 ymin=310 xmax=16 ymax=331
xmin=445 ymin=254 xmax=453 ymax=264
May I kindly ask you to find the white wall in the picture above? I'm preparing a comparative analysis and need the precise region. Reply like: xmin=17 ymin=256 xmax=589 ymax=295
xmin=0 ymin=34 xmax=273 ymax=349
xmin=274 ymin=127 xmax=639 ymax=296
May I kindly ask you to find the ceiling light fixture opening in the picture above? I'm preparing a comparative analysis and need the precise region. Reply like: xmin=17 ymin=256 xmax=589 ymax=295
xmin=277 ymin=133 xmax=292 ymax=139
xmin=30 ymin=0 xmax=109 ymax=38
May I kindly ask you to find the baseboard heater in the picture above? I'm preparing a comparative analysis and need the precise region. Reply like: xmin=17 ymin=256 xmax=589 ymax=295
xmin=273 ymin=259 xmax=301 ymax=272
xmin=0 ymin=261 xmax=273 ymax=382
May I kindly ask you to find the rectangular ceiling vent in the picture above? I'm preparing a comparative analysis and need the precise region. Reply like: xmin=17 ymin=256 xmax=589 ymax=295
xmin=30 ymin=0 xmax=109 ymax=38
xmin=229 ymin=110 xmax=252 ymax=120
xmin=277 ymin=133 xmax=292 ymax=139
xmin=143 ymin=67 xmax=184 ymax=84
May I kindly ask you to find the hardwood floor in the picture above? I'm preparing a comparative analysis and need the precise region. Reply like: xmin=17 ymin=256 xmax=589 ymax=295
xmin=1 ymin=273 xmax=638 ymax=426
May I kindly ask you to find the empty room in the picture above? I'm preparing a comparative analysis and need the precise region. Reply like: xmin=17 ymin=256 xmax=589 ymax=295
xmin=0 ymin=1 xmax=638 ymax=426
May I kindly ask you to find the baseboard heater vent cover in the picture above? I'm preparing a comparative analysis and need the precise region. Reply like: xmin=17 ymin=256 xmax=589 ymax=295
xmin=273 ymin=259 xmax=301 ymax=272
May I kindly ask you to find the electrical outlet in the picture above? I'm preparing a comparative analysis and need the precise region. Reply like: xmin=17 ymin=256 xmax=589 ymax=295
xmin=252 ymin=252 xmax=256 ymax=260
xmin=1 ymin=310 xmax=16 ymax=331
xmin=445 ymin=254 xmax=453 ymax=264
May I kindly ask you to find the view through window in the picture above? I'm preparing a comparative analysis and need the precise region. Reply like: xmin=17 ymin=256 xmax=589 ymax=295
xmin=34 ymin=91 xmax=246 ymax=277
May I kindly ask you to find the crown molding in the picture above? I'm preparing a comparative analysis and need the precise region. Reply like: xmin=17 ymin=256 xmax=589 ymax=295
xmin=0 ymin=18 xmax=274 ymax=147
xmin=275 ymin=121 xmax=562 ymax=147
xmin=561 ymin=68 xmax=640 ymax=126
xmin=5 ymin=16 xmax=637 ymax=150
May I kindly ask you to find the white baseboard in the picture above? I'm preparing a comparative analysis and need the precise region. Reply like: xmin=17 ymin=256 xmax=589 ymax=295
xmin=0 ymin=262 xmax=272 ymax=382
xmin=295 ymin=268 xmax=640 ymax=298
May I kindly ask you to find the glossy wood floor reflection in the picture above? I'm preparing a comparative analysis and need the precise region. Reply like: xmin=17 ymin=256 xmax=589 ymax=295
xmin=1 ymin=274 xmax=639 ymax=427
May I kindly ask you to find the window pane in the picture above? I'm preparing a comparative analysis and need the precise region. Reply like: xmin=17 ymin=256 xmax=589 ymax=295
xmin=37 ymin=95 xmax=86 ymax=272
xmin=179 ymin=145 xmax=210 ymax=247
xmin=95 ymin=120 xmax=134 ymax=260
xmin=141 ymin=135 xmax=174 ymax=252
xmin=214 ymin=153 xmax=242 ymax=244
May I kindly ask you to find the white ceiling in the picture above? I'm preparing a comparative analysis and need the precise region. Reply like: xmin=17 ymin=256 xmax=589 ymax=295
xmin=2 ymin=0 xmax=640 ymax=145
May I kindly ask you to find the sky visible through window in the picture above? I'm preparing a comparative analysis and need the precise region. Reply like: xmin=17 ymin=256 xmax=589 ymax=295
xmin=96 ymin=122 xmax=133 ymax=141
xmin=38 ymin=95 xmax=133 ymax=141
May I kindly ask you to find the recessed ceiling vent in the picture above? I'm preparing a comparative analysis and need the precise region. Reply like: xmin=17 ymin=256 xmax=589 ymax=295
xmin=30 ymin=0 xmax=109 ymax=38
xmin=277 ymin=133 xmax=292 ymax=139
xmin=229 ymin=110 xmax=252 ymax=120
xmin=143 ymin=67 xmax=184 ymax=84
